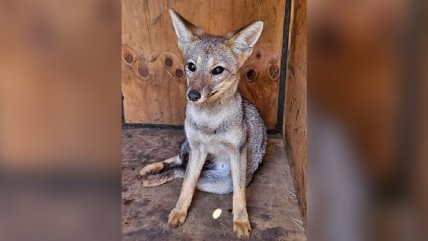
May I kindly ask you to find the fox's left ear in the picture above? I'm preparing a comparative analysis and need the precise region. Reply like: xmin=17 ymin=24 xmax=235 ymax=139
xmin=226 ymin=21 xmax=264 ymax=66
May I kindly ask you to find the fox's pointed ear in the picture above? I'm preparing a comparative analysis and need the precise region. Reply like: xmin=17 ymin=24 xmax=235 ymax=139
xmin=226 ymin=21 xmax=263 ymax=66
xmin=169 ymin=9 xmax=202 ymax=53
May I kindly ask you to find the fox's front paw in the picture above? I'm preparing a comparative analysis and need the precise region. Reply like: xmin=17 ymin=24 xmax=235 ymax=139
xmin=233 ymin=219 xmax=252 ymax=240
xmin=168 ymin=208 xmax=187 ymax=228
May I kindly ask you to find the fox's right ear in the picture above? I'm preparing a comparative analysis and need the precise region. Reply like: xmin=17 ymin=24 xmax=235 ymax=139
xmin=169 ymin=9 xmax=202 ymax=53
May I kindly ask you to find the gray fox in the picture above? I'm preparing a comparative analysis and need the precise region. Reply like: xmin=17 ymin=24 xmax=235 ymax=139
xmin=139 ymin=9 xmax=267 ymax=239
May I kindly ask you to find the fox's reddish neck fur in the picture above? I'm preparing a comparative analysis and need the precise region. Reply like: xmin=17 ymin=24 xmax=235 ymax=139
xmin=189 ymin=76 xmax=240 ymax=110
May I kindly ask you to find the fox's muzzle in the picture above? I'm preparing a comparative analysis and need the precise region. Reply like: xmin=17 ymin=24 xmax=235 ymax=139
xmin=187 ymin=90 xmax=201 ymax=102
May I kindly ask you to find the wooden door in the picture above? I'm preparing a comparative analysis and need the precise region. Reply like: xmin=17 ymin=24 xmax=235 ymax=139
xmin=122 ymin=0 xmax=287 ymax=129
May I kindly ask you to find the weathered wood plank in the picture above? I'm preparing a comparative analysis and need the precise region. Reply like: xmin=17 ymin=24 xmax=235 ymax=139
xmin=122 ymin=0 xmax=286 ymax=128
xmin=283 ymin=0 xmax=307 ymax=226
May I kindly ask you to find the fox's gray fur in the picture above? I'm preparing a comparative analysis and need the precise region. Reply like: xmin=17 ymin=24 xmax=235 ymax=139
xmin=139 ymin=9 xmax=267 ymax=239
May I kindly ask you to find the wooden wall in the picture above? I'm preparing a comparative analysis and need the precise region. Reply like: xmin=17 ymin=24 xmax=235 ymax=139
xmin=0 ymin=0 xmax=121 ymax=170
xmin=310 ymin=0 xmax=404 ymax=186
xmin=122 ymin=0 xmax=286 ymax=129
xmin=283 ymin=0 xmax=307 ymax=225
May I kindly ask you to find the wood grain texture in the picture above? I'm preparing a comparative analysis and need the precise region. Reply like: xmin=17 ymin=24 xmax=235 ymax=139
xmin=122 ymin=0 xmax=286 ymax=128
xmin=283 ymin=0 xmax=307 ymax=226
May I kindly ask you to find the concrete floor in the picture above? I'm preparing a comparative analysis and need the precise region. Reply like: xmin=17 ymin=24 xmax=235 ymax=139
xmin=122 ymin=128 xmax=306 ymax=241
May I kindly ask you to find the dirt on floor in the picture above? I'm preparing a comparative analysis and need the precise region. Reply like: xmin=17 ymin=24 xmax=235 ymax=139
xmin=122 ymin=128 xmax=306 ymax=241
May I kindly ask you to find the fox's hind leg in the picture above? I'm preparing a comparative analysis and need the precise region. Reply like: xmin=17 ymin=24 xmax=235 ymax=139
xmin=139 ymin=155 xmax=185 ymax=187
xmin=140 ymin=138 xmax=191 ymax=187
xmin=141 ymin=166 xmax=185 ymax=187
xmin=139 ymin=155 xmax=181 ymax=176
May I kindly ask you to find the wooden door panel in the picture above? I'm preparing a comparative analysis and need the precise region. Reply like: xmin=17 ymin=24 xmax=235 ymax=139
xmin=122 ymin=0 xmax=286 ymax=128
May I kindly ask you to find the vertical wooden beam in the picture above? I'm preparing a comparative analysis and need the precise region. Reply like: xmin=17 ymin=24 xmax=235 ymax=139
xmin=283 ymin=0 xmax=307 ymax=226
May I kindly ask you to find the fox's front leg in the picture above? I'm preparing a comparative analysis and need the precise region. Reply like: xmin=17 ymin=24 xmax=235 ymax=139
xmin=168 ymin=146 xmax=207 ymax=228
xmin=230 ymin=145 xmax=251 ymax=239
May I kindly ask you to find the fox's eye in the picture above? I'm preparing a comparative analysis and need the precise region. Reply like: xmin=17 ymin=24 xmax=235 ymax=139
xmin=187 ymin=63 xmax=196 ymax=72
xmin=212 ymin=66 xmax=224 ymax=75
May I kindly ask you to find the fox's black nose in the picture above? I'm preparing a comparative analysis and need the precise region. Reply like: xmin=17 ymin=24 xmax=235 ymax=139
xmin=187 ymin=90 xmax=201 ymax=102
